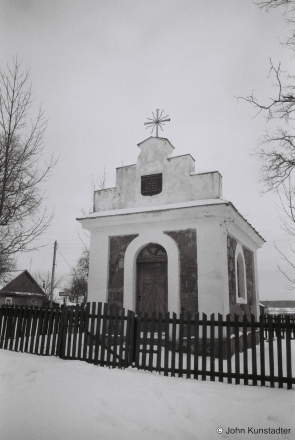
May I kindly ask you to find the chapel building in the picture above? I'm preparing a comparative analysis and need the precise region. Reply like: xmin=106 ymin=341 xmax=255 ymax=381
xmin=78 ymin=136 xmax=265 ymax=318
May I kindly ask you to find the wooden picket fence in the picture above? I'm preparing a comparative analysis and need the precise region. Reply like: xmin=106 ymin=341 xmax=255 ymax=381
xmin=263 ymin=315 xmax=295 ymax=340
xmin=0 ymin=303 xmax=294 ymax=389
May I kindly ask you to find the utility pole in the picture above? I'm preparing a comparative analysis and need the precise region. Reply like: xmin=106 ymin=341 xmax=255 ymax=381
xmin=50 ymin=241 xmax=57 ymax=308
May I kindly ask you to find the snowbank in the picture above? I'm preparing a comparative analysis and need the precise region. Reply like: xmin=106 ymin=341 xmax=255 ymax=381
xmin=0 ymin=350 xmax=294 ymax=440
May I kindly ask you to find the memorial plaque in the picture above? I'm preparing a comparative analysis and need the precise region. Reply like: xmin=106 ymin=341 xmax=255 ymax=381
xmin=141 ymin=173 xmax=162 ymax=196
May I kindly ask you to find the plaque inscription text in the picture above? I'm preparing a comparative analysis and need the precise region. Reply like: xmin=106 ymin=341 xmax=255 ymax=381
xmin=141 ymin=173 xmax=162 ymax=196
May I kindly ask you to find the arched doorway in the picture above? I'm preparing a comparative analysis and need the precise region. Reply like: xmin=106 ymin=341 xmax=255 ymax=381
xmin=136 ymin=243 xmax=168 ymax=316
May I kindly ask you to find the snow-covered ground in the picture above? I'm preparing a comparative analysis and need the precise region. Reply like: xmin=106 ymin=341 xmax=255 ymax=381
xmin=1 ymin=349 xmax=294 ymax=440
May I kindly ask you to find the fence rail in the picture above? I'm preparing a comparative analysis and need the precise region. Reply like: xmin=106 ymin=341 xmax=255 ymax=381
xmin=0 ymin=303 xmax=294 ymax=389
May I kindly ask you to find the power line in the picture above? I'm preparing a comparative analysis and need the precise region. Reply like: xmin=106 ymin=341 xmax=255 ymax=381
xmin=57 ymin=246 xmax=73 ymax=269
xmin=50 ymin=241 xmax=57 ymax=308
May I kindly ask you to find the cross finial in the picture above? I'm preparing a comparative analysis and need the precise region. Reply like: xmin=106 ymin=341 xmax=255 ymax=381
xmin=144 ymin=109 xmax=170 ymax=137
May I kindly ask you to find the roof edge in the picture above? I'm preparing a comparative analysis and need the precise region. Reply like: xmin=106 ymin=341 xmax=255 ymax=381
xmin=137 ymin=136 xmax=175 ymax=149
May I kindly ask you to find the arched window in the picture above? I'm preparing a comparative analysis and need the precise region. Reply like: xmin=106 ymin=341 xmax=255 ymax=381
xmin=235 ymin=244 xmax=247 ymax=304
xmin=137 ymin=243 xmax=167 ymax=262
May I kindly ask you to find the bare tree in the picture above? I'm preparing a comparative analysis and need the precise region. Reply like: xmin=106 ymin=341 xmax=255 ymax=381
xmin=65 ymin=249 xmax=89 ymax=304
xmin=80 ymin=168 xmax=106 ymax=217
xmin=239 ymin=59 xmax=295 ymax=191
xmin=33 ymin=270 xmax=64 ymax=300
xmin=73 ymin=168 xmax=105 ymax=301
xmin=272 ymin=177 xmax=295 ymax=288
xmin=96 ymin=167 xmax=106 ymax=192
xmin=0 ymin=254 xmax=16 ymax=283
xmin=239 ymin=2 xmax=295 ymax=191
xmin=0 ymin=58 xmax=55 ymax=273
xmin=240 ymin=1 xmax=295 ymax=287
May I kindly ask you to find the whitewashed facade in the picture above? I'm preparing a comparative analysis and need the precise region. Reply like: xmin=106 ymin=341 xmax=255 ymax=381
xmin=78 ymin=137 xmax=265 ymax=318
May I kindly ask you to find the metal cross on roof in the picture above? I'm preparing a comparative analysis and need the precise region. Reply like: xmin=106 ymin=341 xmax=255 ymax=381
xmin=144 ymin=109 xmax=170 ymax=137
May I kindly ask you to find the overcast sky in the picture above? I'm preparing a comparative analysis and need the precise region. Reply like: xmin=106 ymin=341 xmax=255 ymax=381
xmin=1 ymin=0 xmax=294 ymax=300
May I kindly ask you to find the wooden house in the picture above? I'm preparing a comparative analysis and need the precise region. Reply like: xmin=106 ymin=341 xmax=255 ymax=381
xmin=260 ymin=300 xmax=295 ymax=316
xmin=0 ymin=270 xmax=46 ymax=307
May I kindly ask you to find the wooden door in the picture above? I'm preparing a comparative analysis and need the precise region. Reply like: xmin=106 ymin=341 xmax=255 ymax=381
xmin=137 ymin=261 xmax=167 ymax=316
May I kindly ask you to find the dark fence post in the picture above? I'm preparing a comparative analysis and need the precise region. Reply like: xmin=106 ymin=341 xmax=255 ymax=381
xmin=77 ymin=303 xmax=85 ymax=360
xmin=56 ymin=306 xmax=67 ymax=359
xmin=276 ymin=315 xmax=283 ymax=389
xmin=186 ymin=313 xmax=191 ymax=379
xmin=264 ymin=315 xmax=268 ymax=340
xmin=51 ymin=307 xmax=60 ymax=356
xmin=156 ymin=313 xmax=162 ymax=373
xmin=72 ymin=304 xmax=80 ymax=360
xmin=94 ymin=302 xmax=102 ymax=366
xmin=29 ymin=306 xmax=38 ymax=354
xmin=132 ymin=315 xmax=138 ymax=365
xmin=45 ymin=306 xmax=55 ymax=356
xmin=15 ymin=306 xmax=24 ymax=352
xmin=201 ymin=313 xmax=207 ymax=381
xmin=118 ymin=307 xmax=125 ymax=369
xmin=142 ymin=312 xmax=148 ymax=370
xmin=0 ymin=306 xmax=5 ymax=347
xmin=88 ymin=303 xmax=96 ymax=363
xmin=112 ymin=306 xmax=120 ymax=368
xmin=125 ymin=310 xmax=135 ymax=368
xmin=34 ymin=306 xmax=43 ymax=354
xmin=164 ymin=312 xmax=171 ymax=377
xmin=4 ymin=306 xmax=14 ymax=350
xmin=135 ymin=316 xmax=141 ymax=369
xmin=82 ymin=303 xmax=90 ymax=361
xmin=259 ymin=314 xmax=265 ymax=387
xmin=106 ymin=304 xmax=113 ymax=367
xmin=7 ymin=306 xmax=17 ymax=351
xmin=66 ymin=305 xmax=74 ymax=360
xmin=285 ymin=315 xmax=293 ymax=390
xmin=24 ymin=306 xmax=33 ymax=353
xmin=268 ymin=315 xmax=275 ymax=388
xmin=0 ymin=306 xmax=9 ymax=349
xmin=234 ymin=314 xmax=240 ymax=385
xmin=226 ymin=314 xmax=232 ymax=384
xmin=243 ymin=314 xmax=248 ymax=386
xmin=218 ymin=313 xmax=223 ymax=383
xmin=209 ymin=313 xmax=215 ymax=381
xmin=194 ymin=313 xmax=199 ymax=381
xmin=19 ymin=306 xmax=28 ymax=353
xmin=149 ymin=312 xmax=156 ymax=373
xmin=178 ymin=312 xmax=184 ymax=378
xmin=39 ymin=305 xmax=49 ymax=355
xmin=100 ymin=303 xmax=108 ymax=366
xmin=55 ymin=307 xmax=62 ymax=358
xmin=170 ymin=313 xmax=177 ymax=377
xmin=251 ymin=314 xmax=257 ymax=386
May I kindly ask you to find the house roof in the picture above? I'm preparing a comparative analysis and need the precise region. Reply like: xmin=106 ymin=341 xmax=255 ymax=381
xmin=0 ymin=270 xmax=45 ymax=296
xmin=77 ymin=198 xmax=265 ymax=243
xmin=260 ymin=300 xmax=295 ymax=309
xmin=78 ymin=198 xmax=226 ymax=220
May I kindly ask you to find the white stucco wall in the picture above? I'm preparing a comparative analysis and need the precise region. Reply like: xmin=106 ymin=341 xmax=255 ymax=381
xmin=93 ymin=137 xmax=222 ymax=212
xmin=79 ymin=136 xmax=264 ymax=318
xmin=197 ymin=220 xmax=229 ymax=316
xmin=79 ymin=202 xmax=264 ymax=317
